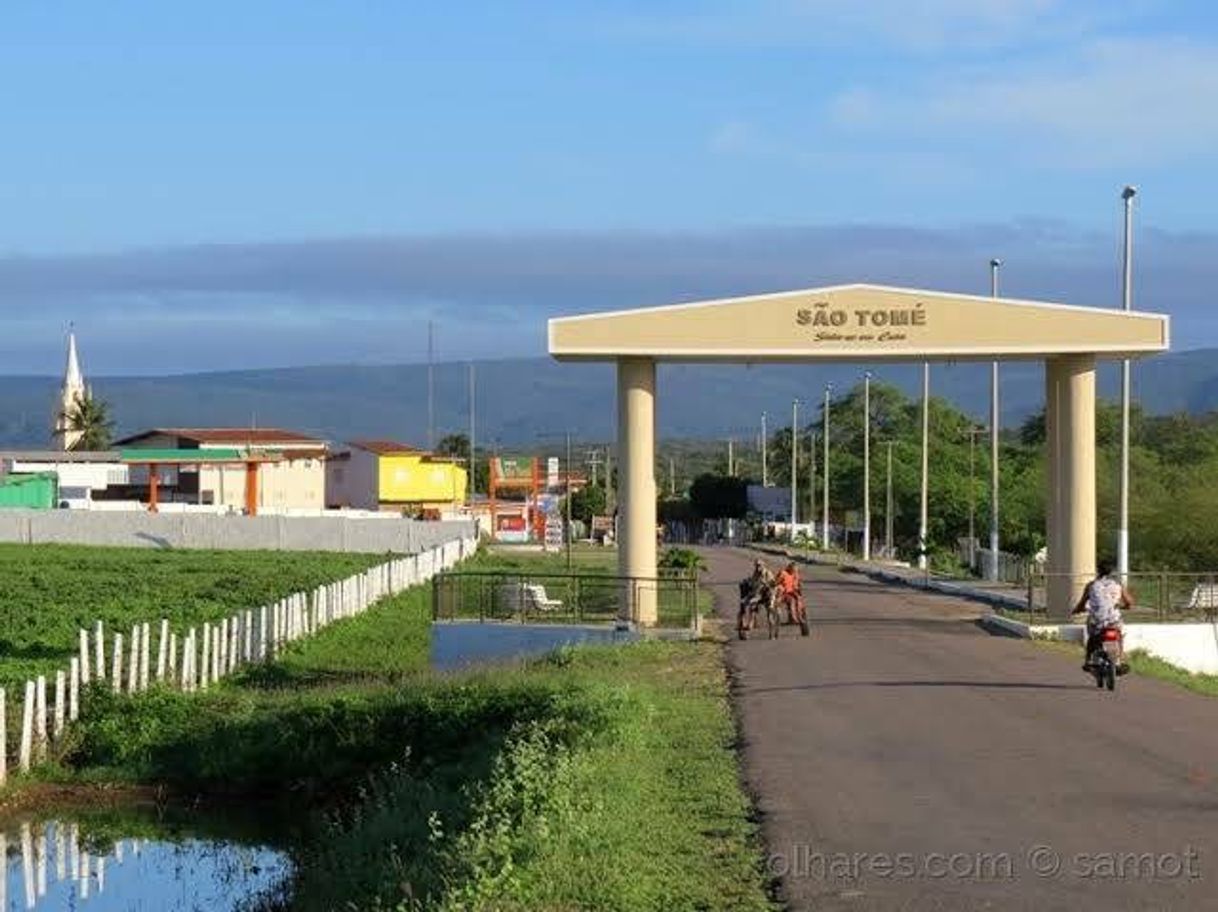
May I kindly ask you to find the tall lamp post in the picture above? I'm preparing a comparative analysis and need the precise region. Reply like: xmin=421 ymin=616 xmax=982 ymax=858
xmin=862 ymin=372 xmax=872 ymax=561
xmin=790 ymin=398 xmax=799 ymax=543
xmin=1118 ymin=185 xmax=1137 ymax=580
xmin=919 ymin=364 xmax=930 ymax=571
xmin=989 ymin=259 xmax=1001 ymax=581
xmin=885 ymin=441 xmax=894 ymax=558
xmin=761 ymin=411 xmax=769 ymax=486
xmin=822 ymin=385 xmax=832 ymax=550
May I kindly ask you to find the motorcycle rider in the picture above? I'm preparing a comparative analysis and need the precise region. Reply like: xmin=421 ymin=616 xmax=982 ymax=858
xmin=1071 ymin=559 xmax=1132 ymax=671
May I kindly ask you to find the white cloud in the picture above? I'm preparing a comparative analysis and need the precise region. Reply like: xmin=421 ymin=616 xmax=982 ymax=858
xmin=826 ymin=37 xmax=1218 ymax=167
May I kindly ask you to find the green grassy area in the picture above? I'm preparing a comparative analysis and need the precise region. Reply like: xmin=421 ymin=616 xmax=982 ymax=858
xmin=31 ymin=553 xmax=772 ymax=911
xmin=0 ymin=544 xmax=381 ymax=688
xmin=1036 ymin=639 xmax=1218 ymax=697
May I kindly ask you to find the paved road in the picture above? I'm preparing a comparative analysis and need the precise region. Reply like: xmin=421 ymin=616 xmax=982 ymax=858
xmin=705 ymin=548 xmax=1218 ymax=911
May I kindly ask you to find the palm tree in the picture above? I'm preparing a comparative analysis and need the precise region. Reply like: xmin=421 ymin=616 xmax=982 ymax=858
xmin=59 ymin=392 xmax=114 ymax=451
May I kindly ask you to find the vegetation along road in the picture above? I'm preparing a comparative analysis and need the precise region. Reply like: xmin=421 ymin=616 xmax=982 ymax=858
xmin=5 ymin=544 xmax=775 ymax=911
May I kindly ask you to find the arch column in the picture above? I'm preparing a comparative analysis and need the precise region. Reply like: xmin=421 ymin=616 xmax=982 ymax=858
xmin=1045 ymin=354 xmax=1096 ymax=618
xmin=617 ymin=357 xmax=657 ymax=625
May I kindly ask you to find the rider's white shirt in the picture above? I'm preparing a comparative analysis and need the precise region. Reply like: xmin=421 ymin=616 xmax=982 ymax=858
xmin=1086 ymin=576 xmax=1124 ymax=627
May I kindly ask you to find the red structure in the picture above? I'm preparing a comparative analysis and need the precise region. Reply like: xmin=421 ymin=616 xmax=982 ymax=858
xmin=488 ymin=456 xmax=543 ymax=541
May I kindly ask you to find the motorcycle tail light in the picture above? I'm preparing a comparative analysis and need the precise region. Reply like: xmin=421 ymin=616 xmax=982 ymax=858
xmin=1102 ymin=628 xmax=1121 ymax=641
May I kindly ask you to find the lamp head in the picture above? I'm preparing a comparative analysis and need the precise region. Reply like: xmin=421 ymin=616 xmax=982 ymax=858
xmin=990 ymin=258 xmax=1002 ymax=268
xmin=1122 ymin=185 xmax=1138 ymax=200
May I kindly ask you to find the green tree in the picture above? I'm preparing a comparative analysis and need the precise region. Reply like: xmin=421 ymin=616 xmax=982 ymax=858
xmin=689 ymin=473 xmax=748 ymax=519
xmin=435 ymin=433 xmax=489 ymax=494
xmin=59 ymin=392 xmax=114 ymax=451
xmin=566 ymin=483 xmax=607 ymax=525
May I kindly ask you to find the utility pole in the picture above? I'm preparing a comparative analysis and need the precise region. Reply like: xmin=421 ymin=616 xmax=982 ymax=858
xmin=468 ymin=362 xmax=476 ymax=500
xmin=586 ymin=448 xmax=604 ymax=487
xmin=761 ymin=411 xmax=768 ymax=486
xmin=790 ymin=398 xmax=799 ymax=543
xmin=989 ymin=258 xmax=1002 ymax=581
xmin=1118 ymin=185 xmax=1137 ymax=581
xmin=427 ymin=320 xmax=435 ymax=451
xmin=669 ymin=457 xmax=676 ymax=497
xmin=727 ymin=438 xmax=735 ymax=477
xmin=809 ymin=430 xmax=817 ymax=542
xmin=919 ymin=363 xmax=930 ymax=571
xmin=565 ymin=431 xmax=573 ymax=571
xmin=822 ymin=385 xmax=832 ymax=550
xmin=862 ymin=372 xmax=872 ymax=562
xmin=885 ymin=441 xmax=894 ymax=558
xmin=965 ymin=425 xmax=986 ymax=570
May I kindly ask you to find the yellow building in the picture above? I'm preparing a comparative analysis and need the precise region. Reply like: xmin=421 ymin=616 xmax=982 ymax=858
xmin=326 ymin=440 xmax=467 ymax=515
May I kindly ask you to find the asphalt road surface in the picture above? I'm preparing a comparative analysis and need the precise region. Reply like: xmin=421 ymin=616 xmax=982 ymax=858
xmin=705 ymin=548 xmax=1218 ymax=912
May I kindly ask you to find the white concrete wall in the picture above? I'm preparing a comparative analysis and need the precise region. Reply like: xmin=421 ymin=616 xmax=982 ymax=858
xmin=1030 ymin=622 xmax=1218 ymax=676
xmin=0 ymin=509 xmax=475 ymax=554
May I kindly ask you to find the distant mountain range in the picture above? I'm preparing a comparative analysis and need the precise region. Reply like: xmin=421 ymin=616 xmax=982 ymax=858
xmin=3 ymin=349 xmax=1217 ymax=449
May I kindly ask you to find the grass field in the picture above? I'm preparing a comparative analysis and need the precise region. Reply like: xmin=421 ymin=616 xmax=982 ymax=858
xmin=33 ymin=546 xmax=773 ymax=911
xmin=0 ymin=544 xmax=382 ymax=689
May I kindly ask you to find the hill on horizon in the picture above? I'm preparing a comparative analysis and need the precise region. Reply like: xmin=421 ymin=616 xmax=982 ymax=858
xmin=4 ymin=349 xmax=1218 ymax=449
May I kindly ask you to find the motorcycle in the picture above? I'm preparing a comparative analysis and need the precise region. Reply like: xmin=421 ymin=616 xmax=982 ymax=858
xmin=1086 ymin=626 xmax=1126 ymax=692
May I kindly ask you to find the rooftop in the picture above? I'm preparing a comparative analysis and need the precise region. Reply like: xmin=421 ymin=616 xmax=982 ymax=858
xmin=116 ymin=428 xmax=327 ymax=446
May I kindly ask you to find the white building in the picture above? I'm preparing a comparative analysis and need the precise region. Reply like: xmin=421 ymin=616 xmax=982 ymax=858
xmin=0 ymin=451 xmax=128 ymax=507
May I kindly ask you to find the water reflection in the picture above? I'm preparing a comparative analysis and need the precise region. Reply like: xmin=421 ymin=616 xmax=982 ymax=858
xmin=431 ymin=621 xmax=638 ymax=671
xmin=1 ymin=819 xmax=290 ymax=911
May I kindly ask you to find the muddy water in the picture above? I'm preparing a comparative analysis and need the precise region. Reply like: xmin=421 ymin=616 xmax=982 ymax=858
xmin=1 ymin=816 xmax=291 ymax=911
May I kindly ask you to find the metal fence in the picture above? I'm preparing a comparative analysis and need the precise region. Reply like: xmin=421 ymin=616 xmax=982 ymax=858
xmin=432 ymin=569 xmax=701 ymax=629
xmin=1016 ymin=572 xmax=1218 ymax=622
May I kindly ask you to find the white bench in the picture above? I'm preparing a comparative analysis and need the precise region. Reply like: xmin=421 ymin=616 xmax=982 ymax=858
xmin=498 ymin=582 xmax=564 ymax=614
xmin=1183 ymin=583 xmax=1218 ymax=618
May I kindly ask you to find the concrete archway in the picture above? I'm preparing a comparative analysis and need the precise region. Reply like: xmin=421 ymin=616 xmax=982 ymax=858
xmin=549 ymin=284 xmax=1169 ymax=623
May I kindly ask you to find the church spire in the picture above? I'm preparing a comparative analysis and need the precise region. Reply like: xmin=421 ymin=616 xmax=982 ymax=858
xmin=53 ymin=327 xmax=88 ymax=450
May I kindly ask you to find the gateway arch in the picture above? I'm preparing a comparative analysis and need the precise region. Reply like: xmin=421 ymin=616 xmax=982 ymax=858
xmin=548 ymin=284 xmax=1169 ymax=623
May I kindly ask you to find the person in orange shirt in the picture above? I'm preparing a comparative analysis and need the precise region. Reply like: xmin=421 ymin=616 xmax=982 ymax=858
xmin=774 ymin=561 xmax=807 ymax=628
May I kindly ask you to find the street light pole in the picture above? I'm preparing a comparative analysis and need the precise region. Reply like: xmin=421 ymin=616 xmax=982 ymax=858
xmin=1119 ymin=185 xmax=1137 ymax=580
xmin=761 ymin=411 xmax=769 ymax=486
xmin=822 ymin=385 xmax=832 ymax=550
xmin=919 ymin=363 xmax=930 ymax=571
xmin=989 ymin=259 xmax=1001 ymax=581
xmin=790 ymin=398 xmax=799 ymax=542
xmin=862 ymin=372 xmax=872 ymax=561
xmin=565 ymin=431 xmax=573 ymax=571
xmin=809 ymin=430 xmax=817 ymax=543
xmin=885 ymin=441 xmax=894 ymax=557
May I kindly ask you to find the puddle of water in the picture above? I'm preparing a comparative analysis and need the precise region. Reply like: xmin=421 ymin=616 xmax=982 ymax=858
xmin=431 ymin=621 xmax=638 ymax=671
xmin=1 ymin=819 xmax=290 ymax=911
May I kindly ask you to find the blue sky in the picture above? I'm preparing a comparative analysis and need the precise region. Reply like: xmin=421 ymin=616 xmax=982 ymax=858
xmin=2 ymin=1 xmax=1217 ymax=373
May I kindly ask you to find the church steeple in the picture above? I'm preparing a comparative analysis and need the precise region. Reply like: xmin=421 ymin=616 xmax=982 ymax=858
xmin=52 ymin=327 xmax=88 ymax=450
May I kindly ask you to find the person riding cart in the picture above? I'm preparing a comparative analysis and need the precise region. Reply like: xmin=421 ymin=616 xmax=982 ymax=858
xmin=774 ymin=561 xmax=808 ymax=629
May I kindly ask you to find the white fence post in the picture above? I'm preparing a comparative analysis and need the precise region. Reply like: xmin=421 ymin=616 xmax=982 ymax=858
xmin=19 ymin=681 xmax=35 ymax=772
xmin=140 ymin=621 xmax=151 ymax=691
xmin=156 ymin=619 xmax=169 ymax=681
xmin=34 ymin=677 xmax=47 ymax=762
xmin=0 ymin=688 xmax=6 ymax=786
xmin=68 ymin=659 xmax=79 ymax=722
xmin=200 ymin=623 xmax=211 ymax=690
xmin=111 ymin=634 xmax=123 ymax=693
xmin=127 ymin=625 xmax=139 ymax=694
xmin=78 ymin=630 xmax=90 ymax=685
xmin=53 ymin=672 xmax=65 ymax=740
xmin=94 ymin=621 xmax=105 ymax=683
